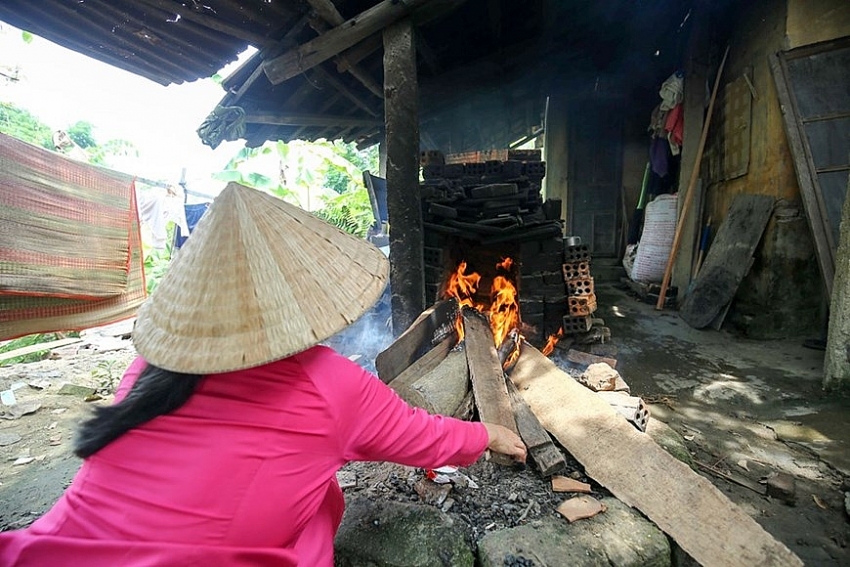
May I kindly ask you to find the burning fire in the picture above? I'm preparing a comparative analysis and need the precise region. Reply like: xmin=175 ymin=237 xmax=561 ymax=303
xmin=541 ymin=328 xmax=564 ymax=356
xmin=442 ymin=258 xmax=523 ymax=366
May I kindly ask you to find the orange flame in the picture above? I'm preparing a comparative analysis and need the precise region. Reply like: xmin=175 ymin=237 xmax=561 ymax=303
xmin=441 ymin=258 xmax=526 ymax=365
xmin=489 ymin=275 xmax=519 ymax=348
xmin=541 ymin=327 xmax=564 ymax=356
xmin=443 ymin=261 xmax=481 ymax=310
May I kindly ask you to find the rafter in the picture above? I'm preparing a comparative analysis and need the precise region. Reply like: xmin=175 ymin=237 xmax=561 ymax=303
xmin=263 ymin=0 xmax=432 ymax=85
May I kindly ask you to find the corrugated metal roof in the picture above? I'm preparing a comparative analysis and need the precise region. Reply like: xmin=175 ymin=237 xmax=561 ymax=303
xmin=0 ymin=0 xmax=695 ymax=150
xmin=0 ymin=0 xmax=301 ymax=85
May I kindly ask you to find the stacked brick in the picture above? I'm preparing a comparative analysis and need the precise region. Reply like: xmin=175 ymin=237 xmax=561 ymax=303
xmin=561 ymin=244 xmax=598 ymax=336
xmin=419 ymin=149 xmax=602 ymax=348
xmin=420 ymin=149 xmax=560 ymax=307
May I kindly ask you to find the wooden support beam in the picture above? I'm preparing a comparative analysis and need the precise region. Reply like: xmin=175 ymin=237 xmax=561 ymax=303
xmin=311 ymin=65 xmax=380 ymax=117
xmin=244 ymin=111 xmax=381 ymax=128
xmin=510 ymin=341 xmax=803 ymax=567
xmin=336 ymin=34 xmax=384 ymax=73
xmin=463 ymin=309 xmax=519 ymax=466
xmin=384 ymin=17 xmax=425 ymax=334
xmin=264 ymin=0 xmax=432 ymax=84
xmin=306 ymin=14 xmax=385 ymax=99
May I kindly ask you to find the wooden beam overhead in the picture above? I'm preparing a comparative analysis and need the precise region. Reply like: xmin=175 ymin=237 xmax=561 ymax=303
xmin=306 ymin=13 xmax=384 ymax=99
xmin=336 ymin=34 xmax=383 ymax=73
xmin=311 ymin=65 xmax=380 ymax=117
xmin=244 ymin=111 xmax=381 ymax=128
xmin=264 ymin=0 xmax=432 ymax=85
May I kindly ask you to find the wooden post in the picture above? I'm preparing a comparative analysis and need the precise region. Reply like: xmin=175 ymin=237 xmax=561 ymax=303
xmin=383 ymin=18 xmax=425 ymax=335
xmin=671 ymin=13 xmax=710 ymax=293
xmin=656 ymin=45 xmax=730 ymax=310
xmin=542 ymin=92 xmax=569 ymax=227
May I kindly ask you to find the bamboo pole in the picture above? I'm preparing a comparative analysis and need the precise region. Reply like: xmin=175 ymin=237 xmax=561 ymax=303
xmin=656 ymin=45 xmax=730 ymax=310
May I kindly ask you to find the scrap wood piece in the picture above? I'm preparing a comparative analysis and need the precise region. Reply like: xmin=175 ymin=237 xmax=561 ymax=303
xmin=462 ymin=309 xmax=518 ymax=466
xmin=551 ymin=476 xmax=592 ymax=494
xmin=695 ymin=461 xmax=765 ymax=496
xmin=376 ymin=298 xmax=457 ymax=383
xmin=679 ymin=194 xmax=775 ymax=329
xmin=556 ymin=495 xmax=606 ymax=523
xmin=506 ymin=378 xmax=566 ymax=477
xmin=510 ymin=342 xmax=803 ymax=567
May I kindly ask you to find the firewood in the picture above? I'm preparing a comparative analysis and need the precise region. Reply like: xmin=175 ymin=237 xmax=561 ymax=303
xmin=451 ymin=390 xmax=475 ymax=421
xmin=506 ymin=379 xmax=566 ymax=477
xmin=393 ymin=348 xmax=470 ymax=416
xmin=388 ymin=336 xmax=453 ymax=394
xmin=376 ymin=299 xmax=458 ymax=383
xmin=462 ymin=309 xmax=518 ymax=466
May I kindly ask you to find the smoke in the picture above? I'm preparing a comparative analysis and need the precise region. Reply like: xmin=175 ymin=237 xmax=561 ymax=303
xmin=323 ymin=287 xmax=395 ymax=375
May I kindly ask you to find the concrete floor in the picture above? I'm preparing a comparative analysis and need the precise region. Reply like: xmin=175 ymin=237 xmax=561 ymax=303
xmin=592 ymin=283 xmax=850 ymax=477
xmin=575 ymin=283 xmax=850 ymax=566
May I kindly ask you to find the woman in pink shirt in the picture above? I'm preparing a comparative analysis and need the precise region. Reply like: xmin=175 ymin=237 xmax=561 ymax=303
xmin=0 ymin=183 xmax=526 ymax=566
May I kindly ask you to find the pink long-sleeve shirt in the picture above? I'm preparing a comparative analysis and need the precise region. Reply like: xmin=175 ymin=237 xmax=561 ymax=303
xmin=0 ymin=345 xmax=489 ymax=566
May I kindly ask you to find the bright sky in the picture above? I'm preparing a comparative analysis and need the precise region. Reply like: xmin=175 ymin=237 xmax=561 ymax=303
xmin=0 ymin=22 xmax=254 ymax=192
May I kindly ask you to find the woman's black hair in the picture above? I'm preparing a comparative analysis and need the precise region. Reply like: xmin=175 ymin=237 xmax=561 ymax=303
xmin=74 ymin=364 xmax=203 ymax=459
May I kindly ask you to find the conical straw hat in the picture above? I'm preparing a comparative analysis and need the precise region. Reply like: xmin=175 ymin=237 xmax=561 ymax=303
xmin=133 ymin=182 xmax=389 ymax=374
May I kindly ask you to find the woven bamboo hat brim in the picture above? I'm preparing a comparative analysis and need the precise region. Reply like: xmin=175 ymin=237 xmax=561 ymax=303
xmin=132 ymin=182 xmax=389 ymax=374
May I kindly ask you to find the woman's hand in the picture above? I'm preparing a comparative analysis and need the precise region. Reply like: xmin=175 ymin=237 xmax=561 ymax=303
xmin=482 ymin=423 xmax=527 ymax=464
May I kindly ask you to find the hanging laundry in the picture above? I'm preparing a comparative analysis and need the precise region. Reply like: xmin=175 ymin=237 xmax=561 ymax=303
xmin=648 ymin=104 xmax=669 ymax=138
xmin=664 ymin=103 xmax=684 ymax=155
xmin=136 ymin=186 xmax=189 ymax=249
xmin=659 ymin=71 xmax=684 ymax=111
xmin=650 ymin=137 xmax=669 ymax=178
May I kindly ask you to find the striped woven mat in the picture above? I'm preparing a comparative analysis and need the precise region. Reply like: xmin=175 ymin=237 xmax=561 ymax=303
xmin=0 ymin=133 xmax=134 ymax=299
xmin=0 ymin=186 xmax=147 ymax=340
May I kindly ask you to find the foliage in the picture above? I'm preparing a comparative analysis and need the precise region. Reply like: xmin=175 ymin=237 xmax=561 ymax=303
xmin=86 ymin=138 xmax=138 ymax=166
xmin=91 ymin=359 xmax=121 ymax=395
xmin=0 ymin=332 xmax=79 ymax=366
xmin=314 ymin=188 xmax=375 ymax=238
xmin=67 ymin=120 xmax=97 ymax=149
xmin=0 ymin=101 xmax=53 ymax=149
xmin=322 ymin=140 xmax=378 ymax=194
xmin=142 ymin=220 xmax=176 ymax=295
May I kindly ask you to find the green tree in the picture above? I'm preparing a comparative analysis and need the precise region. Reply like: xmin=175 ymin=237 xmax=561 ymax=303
xmin=67 ymin=120 xmax=97 ymax=148
xmin=0 ymin=101 xmax=53 ymax=149
xmin=215 ymin=139 xmax=376 ymax=236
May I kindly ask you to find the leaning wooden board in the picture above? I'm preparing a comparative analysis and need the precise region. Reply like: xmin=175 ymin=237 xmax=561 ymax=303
xmin=679 ymin=194 xmax=775 ymax=328
xmin=510 ymin=342 xmax=802 ymax=567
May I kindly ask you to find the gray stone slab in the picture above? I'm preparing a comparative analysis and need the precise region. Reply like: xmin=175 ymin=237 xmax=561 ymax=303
xmin=477 ymin=497 xmax=670 ymax=567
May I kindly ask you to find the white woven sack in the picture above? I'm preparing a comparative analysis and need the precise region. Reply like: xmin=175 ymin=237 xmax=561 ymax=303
xmin=631 ymin=194 xmax=678 ymax=283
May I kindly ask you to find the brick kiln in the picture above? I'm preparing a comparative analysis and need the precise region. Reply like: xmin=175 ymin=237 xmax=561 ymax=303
xmin=417 ymin=149 xmax=599 ymax=349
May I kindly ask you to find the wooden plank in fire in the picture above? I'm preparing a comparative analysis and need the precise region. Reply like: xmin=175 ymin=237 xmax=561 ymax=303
xmin=509 ymin=341 xmax=803 ymax=567
xmin=462 ymin=309 xmax=519 ymax=466
xmin=376 ymin=298 xmax=458 ymax=383
xmin=505 ymin=378 xmax=566 ymax=477
xmin=387 ymin=335 xmax=453 ymax=394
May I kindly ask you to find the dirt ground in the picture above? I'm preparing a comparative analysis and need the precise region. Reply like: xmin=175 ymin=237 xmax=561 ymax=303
xmin=2 ymin=284 xmax=849 ymax=566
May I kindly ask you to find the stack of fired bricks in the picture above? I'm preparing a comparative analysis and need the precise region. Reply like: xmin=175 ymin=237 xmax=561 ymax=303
xmin=561 ymin=243 xmax=597 ymax=336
